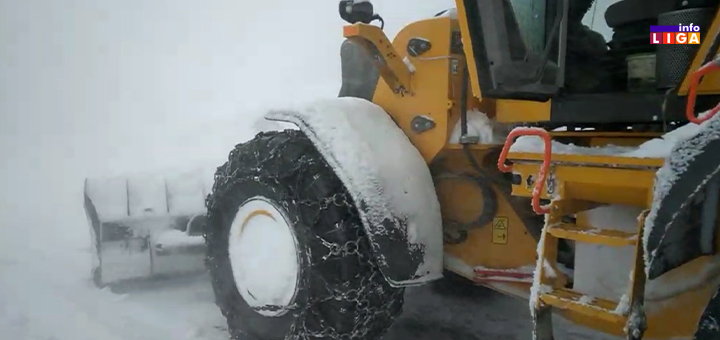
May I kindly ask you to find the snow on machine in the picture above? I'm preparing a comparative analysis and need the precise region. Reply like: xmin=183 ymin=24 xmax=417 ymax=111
xmin=83 ymin=169 xmax=213 ymax=288
xmin=107 ymin=1 xmax=720 ymax=340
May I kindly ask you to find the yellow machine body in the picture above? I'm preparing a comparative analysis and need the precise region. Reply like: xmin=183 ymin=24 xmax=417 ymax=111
xmin=343 ymin=1 xmax=720 ymax=338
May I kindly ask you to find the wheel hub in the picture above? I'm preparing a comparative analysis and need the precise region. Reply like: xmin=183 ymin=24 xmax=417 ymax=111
xmin=229 ymin=197 xmax=300 ymax=317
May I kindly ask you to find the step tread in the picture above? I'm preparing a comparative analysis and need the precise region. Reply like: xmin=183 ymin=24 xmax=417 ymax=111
xmin=547 ymin=223 xmax=638 ymax=246
xmin=540 ymin=288 xmax=627 ymax=324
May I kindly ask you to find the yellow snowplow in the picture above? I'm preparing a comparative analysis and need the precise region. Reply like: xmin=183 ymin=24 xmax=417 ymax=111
xmin=201 ymin=0 xmax=720 ymax=339
xmin=83 ymin=170 xmax=213 ymax=288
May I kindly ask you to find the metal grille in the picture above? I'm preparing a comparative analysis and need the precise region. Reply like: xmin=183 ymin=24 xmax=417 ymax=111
xmin=656 ymin=7 xmax=715 ymax=88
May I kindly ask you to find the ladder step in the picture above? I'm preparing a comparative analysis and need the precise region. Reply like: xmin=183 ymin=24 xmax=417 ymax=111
xmin=540 ymin=288 xmax=627 ymax=325
xmin=547 ymin=223 xmax=638 ymax=247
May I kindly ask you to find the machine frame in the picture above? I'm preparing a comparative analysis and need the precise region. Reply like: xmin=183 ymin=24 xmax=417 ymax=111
xmin=322 ymin=0 xmax=720 ymax=339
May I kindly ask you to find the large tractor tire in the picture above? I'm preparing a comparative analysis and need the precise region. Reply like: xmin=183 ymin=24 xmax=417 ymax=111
xmin=204 ymin=129 xmax=405 ymax=340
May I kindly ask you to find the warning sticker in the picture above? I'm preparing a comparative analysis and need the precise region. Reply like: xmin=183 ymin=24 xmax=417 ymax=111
xmin=492 ymin=217 xmax=508 ymax=245
xmin=450 ymin=59 xmax=459 ymax=74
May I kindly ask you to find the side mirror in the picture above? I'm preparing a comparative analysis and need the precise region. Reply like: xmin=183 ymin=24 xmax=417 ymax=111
xmin=339 ymin=1 xmax=382 ymax=27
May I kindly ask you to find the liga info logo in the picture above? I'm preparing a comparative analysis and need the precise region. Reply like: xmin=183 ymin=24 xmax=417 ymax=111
xmin=650 ymin=24 xmax=701 ymax=44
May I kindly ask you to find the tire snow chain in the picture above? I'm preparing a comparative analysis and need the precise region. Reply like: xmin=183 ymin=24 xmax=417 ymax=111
xmin=295 ymin=192 xmax=401 ymax=340
xmin=208 ymin=142 xmax=402 ymax=340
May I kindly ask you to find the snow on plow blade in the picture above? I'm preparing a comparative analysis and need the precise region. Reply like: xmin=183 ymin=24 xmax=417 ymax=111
xmin=83 ymin=170 xmax=214 ymax=287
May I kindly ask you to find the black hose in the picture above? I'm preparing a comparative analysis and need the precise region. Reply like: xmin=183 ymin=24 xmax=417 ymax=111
xmin=460 ymin=65 xmax=469 ymax=139
xmin=441 ymin=64 xmax=499 ymax=244
xmin=459 ymin=63 xmax=489 ymax=181
xmin=372 ymin=14 xmax=385 ymax=29
xmin=440 ymin=173 xmax=499 ymax=244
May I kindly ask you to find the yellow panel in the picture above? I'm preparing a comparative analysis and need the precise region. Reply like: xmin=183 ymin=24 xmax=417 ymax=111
xmin=586 ymin=137 xmax=651 ymax=147
xmin=507 ymin=151 xmax=666 ymax=168
xmin=454 ymin=0 xmax=483 ymax=100
xmin=550 ymin=131 xmax=662 ymax=138
xmin=546 ymin=132 xmax=659 ymax=148
xmin=442 ymin=187 xmax=538 ymax=271
xmin=344 ymin=24 xmax=413 ymax=95
xmin=371 ymin=17 xmax=461 ymax=162
xmin=495 ymin=99 xmax=551 ymax=123
xmin=436 ymin=150 xmax=538 ymax=286
xmin=444 ymin=143 xmax=501 ymax=151
xmin=507 ymin=163 xmax=656 ymax=208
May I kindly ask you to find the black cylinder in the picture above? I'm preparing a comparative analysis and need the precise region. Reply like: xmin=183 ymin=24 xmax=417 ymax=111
xmin=656 ymin=7 xmax=716 ymax=89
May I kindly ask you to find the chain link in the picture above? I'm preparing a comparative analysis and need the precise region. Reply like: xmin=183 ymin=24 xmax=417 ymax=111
xmin=294 ymin=192 xmax=399 ymax=340
xmin=209 ymin=132 xmax=402 ymax=340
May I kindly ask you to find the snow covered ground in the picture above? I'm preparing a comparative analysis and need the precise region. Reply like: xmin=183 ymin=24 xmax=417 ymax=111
xmin=0 ymin=250 xmax=610 ymax=340
xmin=0 ymin=251 xmax=226 ymax=340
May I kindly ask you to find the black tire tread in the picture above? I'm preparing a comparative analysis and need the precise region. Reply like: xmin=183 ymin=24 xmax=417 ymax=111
xmin=204 ymin=129 xmax=404 ymax=340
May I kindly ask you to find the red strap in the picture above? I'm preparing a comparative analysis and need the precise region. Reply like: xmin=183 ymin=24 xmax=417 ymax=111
xmin=686 ymin=58 xmax=720 ymax=124
xmin=497 ymin=128 xmax=552 ymax=214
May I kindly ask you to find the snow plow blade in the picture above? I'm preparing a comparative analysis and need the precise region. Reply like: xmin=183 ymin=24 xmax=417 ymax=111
xmin=83 ymin=170 xmax=214 ymax=288
xmin=644 ymin=113 xmax=720 ymax=280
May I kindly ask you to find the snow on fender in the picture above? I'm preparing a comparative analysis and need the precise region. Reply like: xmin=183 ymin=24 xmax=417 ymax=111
xmin=265 ymin=97 xmax=443 ymax=286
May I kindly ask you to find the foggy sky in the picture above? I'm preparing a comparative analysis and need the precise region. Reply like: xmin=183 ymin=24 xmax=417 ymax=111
xmin=0 ymin=0 xmax=452 ymax=251
xmin=0 ymin=0 xmax=618 ymax=251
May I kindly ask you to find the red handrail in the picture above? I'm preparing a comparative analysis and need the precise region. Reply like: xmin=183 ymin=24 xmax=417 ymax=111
xmin=497 ymin=127 xmax=552 ymax=215
xmin=686 ymin=57 xmax=720 ymax=124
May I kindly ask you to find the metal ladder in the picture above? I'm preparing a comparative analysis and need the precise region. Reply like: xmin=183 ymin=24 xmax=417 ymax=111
xmin=534 ymin=206 xmax=649 ymax=340
xmin=497 ymin=127 xmax=649 ymax=340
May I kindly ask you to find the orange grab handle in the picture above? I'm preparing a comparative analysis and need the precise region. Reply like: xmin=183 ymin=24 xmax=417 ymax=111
xmin=497 ymin=128 xmax=552 ymax=215
xmin=687 ymin=58 xmax=720 ymax=124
